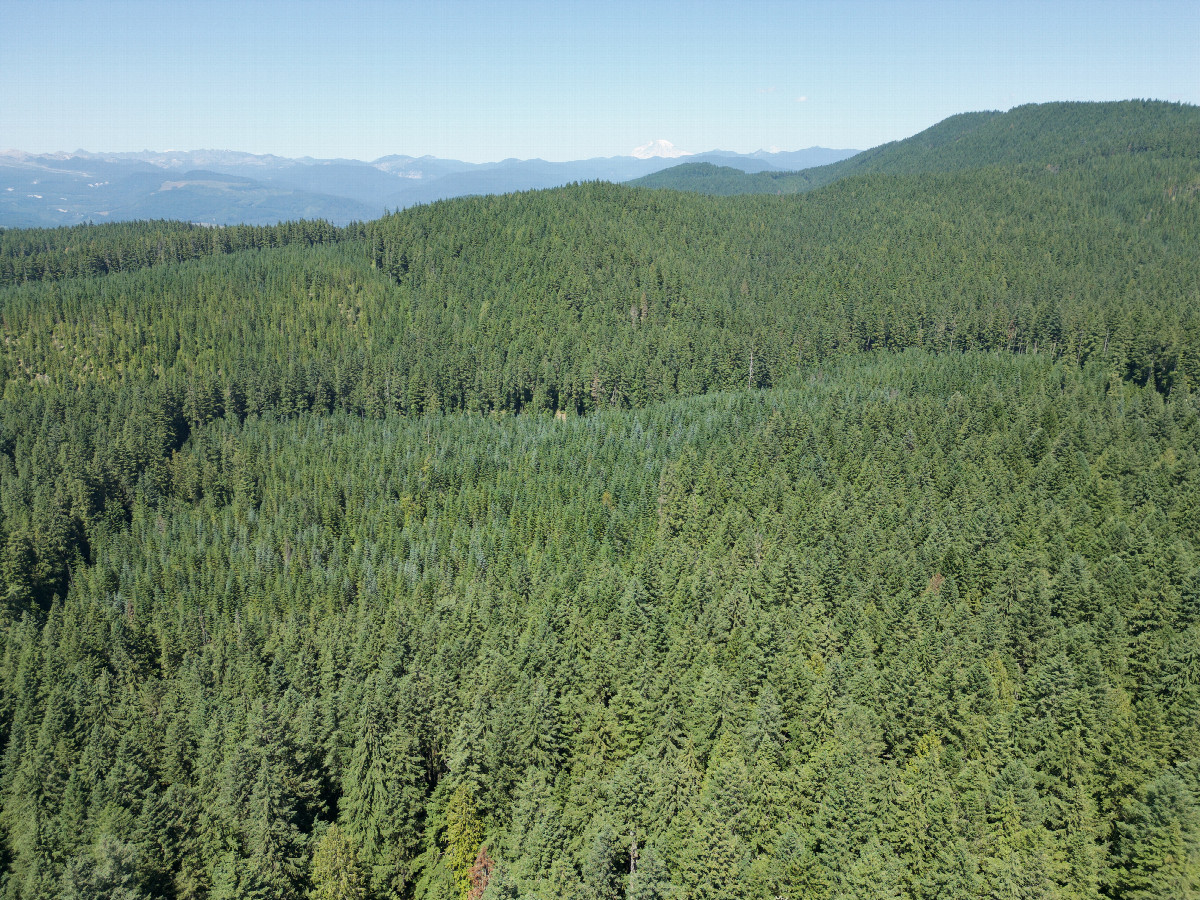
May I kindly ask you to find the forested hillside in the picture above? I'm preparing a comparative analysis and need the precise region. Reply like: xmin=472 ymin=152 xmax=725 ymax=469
xmin=788 ymin=99 xmax=1200 ymax=192
xmin=634 ymin=100 xmax=1200 ymax=197
xmin=626 ymin=163 xmax=816 ymax=195
xmin=5 ymin=145 xmax=1199 ymax=421
xmin=0 ymin=219 xmax=347 ymax=287
xmin=1 ymin=101 xmax=1199 ymax=899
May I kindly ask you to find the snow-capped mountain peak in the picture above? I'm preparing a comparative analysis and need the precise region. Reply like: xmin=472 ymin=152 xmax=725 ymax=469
xmin=630 ymin=139 xmax=692 ymax=160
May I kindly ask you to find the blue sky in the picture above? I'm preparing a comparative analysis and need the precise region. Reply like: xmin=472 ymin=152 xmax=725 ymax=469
xmin=3 ymin=0 xmax=1197 ymax=161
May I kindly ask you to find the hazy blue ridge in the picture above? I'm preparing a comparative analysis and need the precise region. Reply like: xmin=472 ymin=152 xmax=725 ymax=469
xmin=0 ymin=145 xmax=857 ymax=227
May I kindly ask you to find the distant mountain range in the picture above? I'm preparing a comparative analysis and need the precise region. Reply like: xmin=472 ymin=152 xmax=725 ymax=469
xmin=0 ymin=145 xmax=857 ymax=228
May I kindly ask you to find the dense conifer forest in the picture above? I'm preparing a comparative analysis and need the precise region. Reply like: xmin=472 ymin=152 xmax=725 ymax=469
xmin=1 ymin=100 xmax=1198 ymax=898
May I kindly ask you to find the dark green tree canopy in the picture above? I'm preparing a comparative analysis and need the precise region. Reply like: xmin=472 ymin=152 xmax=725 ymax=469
xmin=1 ymin=100 xmax=1199 ymax=899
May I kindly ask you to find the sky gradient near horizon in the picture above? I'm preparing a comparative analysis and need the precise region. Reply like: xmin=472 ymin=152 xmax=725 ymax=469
xmin=3 ymin=0 xmax=1198 ymax=162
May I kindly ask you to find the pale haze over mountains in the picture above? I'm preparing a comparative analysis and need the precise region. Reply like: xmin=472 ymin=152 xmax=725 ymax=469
xmin=0 ymin=143 xmax=857 ymax=228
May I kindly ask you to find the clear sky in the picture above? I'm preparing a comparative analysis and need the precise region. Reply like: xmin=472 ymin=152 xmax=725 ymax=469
xmin=3 ymin=0 xmax=1197 ymax=162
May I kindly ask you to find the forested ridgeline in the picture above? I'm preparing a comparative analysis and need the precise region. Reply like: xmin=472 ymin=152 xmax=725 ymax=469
xmin=631 ymin=100 xmax=1200 ymax=196
xmin=2 ymin=353 xmax=1199 ymax=899
xmin=4 ymin=145 xmax=1199 ymax=423
xmin=781 ymin=99 xmax=1200 ymax=193
xmin=626 ymin=163 xmax=816 ymax=196
xmin=0 ymin=218 xmax=349 ymax=287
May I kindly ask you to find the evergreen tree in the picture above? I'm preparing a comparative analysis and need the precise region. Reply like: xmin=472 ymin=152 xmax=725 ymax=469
xmin=309 ymin=825 xmax=366 ymax=900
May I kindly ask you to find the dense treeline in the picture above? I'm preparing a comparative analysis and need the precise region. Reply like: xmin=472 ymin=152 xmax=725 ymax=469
xmin=627 ymin=163 xmax=820 ymax=196
xmin=2 ymin=354 xmax=1199 ymax=898
xmin=636 ymin=101 xmax=1200 ymax=198
xmin=787 ymin=99 xmax=1200 ymax=193
xmin=2 ymin=101 xmax=1200 ymax=898
xmin=0 ymin=218 xmax=348 ymax=287
xmin=4 ymin=150 xmax=1199 ymax=423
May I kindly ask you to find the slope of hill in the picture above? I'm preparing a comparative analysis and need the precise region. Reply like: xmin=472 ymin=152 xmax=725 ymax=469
xmin=793 ymin=99 xmax=1200 ymax=190
xmin=5 ymin=154 xmax=1197 ymax=416
xmin=626 ymin=162 xmax=813 ymax=195
xmin=633 ymin=100 xmax=1200 ymax=197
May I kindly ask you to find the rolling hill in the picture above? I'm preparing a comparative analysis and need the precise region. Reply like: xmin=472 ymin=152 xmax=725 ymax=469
xmin=625 ymin=162 xmax=815 ymax=195
xmin=630 ymin=99 xmax=1200 ymax=196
